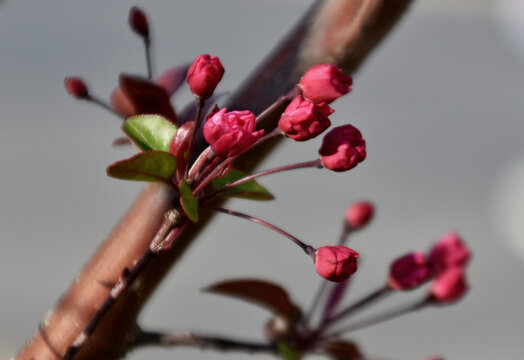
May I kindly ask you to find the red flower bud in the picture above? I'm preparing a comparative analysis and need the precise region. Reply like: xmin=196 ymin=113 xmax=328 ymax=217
xmin=128 ymin=6 xmax=149 ymax=38
xmin=203 ymin=108 xmax=264 ymax=158
xmin=345 ymin=201 xmax=374 ymax=229
xmin=428 ymin=232 xmax=471 ymax=276
xmin=315 ymin=246 xmax=359 ymax=282
xmin=388 ymin=252 xmax=431 ymax=290
xmin=428 ymin=267 xmax=468 ymax=304
xmin=187 ymin=54 xmax=225 ymax=99
xmin=319 ymin=124 xmax=366 ymax=172
xmin=278 ymin=96 xmax=333 ymax=141
xmin=298 ymin=64 xmax=353 ymax=104
xmin=64 ymin=77 xmax=88 ymax=98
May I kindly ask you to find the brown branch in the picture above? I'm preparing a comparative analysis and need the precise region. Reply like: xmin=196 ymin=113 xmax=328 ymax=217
xmin=15 ymin=1 xmax=413 ymax=359
xmin=134 ymin=330 xmax=276 ymax=354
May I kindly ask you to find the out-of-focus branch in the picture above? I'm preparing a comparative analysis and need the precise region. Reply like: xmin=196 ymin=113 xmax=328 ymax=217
xmin=15 ymin=1 xmax=413 ymax=359
xmin=134 ymin=330 xmax=276 ymax=354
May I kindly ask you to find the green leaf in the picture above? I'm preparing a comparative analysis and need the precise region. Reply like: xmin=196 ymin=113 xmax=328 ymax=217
xmin=123 ymin=114 xmax=177 ymax=152
xmin=204 ymin=279 xmax=301 ymax=321
xmin=277 ymin=342 xmax=301 ymax=360
xmin=179 ymin=179 xmax=199 ymax=222
xmin=211 ymin=169 xmax=274 ymax=201
xmin=107 ymin=151 xmax=176 ymax=183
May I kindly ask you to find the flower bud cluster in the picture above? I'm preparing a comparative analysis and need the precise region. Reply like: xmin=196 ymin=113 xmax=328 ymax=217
xmin=387 ymin=232 xmax=470 ymax=303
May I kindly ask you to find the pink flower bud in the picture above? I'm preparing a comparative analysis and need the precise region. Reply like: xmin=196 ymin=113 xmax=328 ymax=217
xmin=64 ymin=77 xmax=88 ymax=98
xmin=128 ymin=6 xmax=149 ymax=38
xmin=428 ymin=267 xmax=468 ymax=304
xmin=345 ymin=201 xmax=374 ymax=229
xmin=278 ymin=96 xmax=333 ymax=141
xmin=203 ymin=108 xmax=264 ymax=158
xmin=319 ymin=124 xmax=366 ymax=172
xmin=187 ymin=54 xmax=225 ymax=99
xmin=428 ymin=232 xmax=471 ymax=276
xmin=388 ymin=252 xmax=431 ymax=290
xmin=298 ymin=64 xmax=353 ymax=104
xmin=315 ymin=246 xmax=359 ymax=282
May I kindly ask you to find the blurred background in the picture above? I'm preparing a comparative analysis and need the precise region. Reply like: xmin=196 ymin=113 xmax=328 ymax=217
xmin=1 ymin=0 xmax=523 ymax=359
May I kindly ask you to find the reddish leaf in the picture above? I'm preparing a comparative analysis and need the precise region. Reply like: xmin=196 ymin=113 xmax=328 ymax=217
xmin=110 ymin=73 xmax=178 ymax=123
xmin=155 ymin=64 xmax=190 ymax=96
xmin=323 ymin=341 xmax=363 ymax=360
xmin=205 ymin=279 xmax=300 ymax=320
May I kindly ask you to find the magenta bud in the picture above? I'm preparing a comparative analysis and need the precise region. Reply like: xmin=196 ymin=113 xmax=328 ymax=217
xmin=315 ymin=246 xmax=359 ymax=282
xmin=64 ymin=77 xmax=88 ymax=98
xmin=298 ymin=64 xmax=353 ymax=104
xmin=128 ymin=6 xmax=149 ymax=38
xmin=319 ymin=124 xmax=366 ymax=172
xmin=203 ymin=108 xmax=264 ymax=158
xmin=345 ymin=201 xmax=374 ymax=229
xmin=388 ymin=252 xmax=431 ymax=290
xmin=428 ymin=232 xmax=471 ymax=276
xmin=187 ymin=54 xmax=225 ymax=99
xmin=278 ymin=96 xmax=333 ymax=141
xmin=428 ymin=267 xmax=468 ymax=304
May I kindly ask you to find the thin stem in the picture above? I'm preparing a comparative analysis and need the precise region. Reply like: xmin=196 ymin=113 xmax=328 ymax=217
xmin=327 ymin=298 xmax=427 ymax=338
xmin=303 ymin=280 xmax=329 ymax=329
xmin=202 ymin=205 xmax=316 ymax=256
xmin=62 ymin=209 xmax=183 ymax=360
xmin=255 ymin=86 xmax=300 ymax=125
xmin=188 ymin=147 xmax=214 ymax=182
xmin=144 ymin=38 xmax=153 ymax=80
xmin=324 ymin=283 xmax=392 ymax=328
xmin=192 ymin=157 xmax=230 ymax=195
xmin=200 ymin=159 xmax=322 ymax=202
xmin=337 ymin=226 xmax=351 ymax=245
xmin=185 ymin=98 xmax=206 ymax=179
xmin=135 ymin=330 xmax=276 ymax=354
xmin=86 ymin=95 xmax=123 ymax=119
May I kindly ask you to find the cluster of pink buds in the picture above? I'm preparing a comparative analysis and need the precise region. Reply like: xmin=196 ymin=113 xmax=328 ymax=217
xmin=62 ymin=8 xmax=471 ymax=359
xmin=65 ymin=35 xmax=366 ymax=280
xmin=388 ymin=231 xmax=470 ymax=303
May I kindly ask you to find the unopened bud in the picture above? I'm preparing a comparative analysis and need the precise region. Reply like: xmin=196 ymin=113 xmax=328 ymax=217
xmin=319 ymin=124 xmax=366 ymax=172
xmin=64 ymin=77 xmax=88 ymax=98
xmin=315 ymin=246 xmax=359 ymax=282
xmin=388 ymin=252 xmax=430 ymax=290
xmin=428 ymin=232 xmax=471 ymax=276
xmin=345 ymin=201 xmax=374 ymax=230
xmin=428 ymin=267 xmax=468 ymax=304
xmin=298 ymin=64 xmax=353 ymax=104
xmin=128 ymin=6 xmax=149 ymax=38
xmin=187 ymin=54 xmax=225 ymax=99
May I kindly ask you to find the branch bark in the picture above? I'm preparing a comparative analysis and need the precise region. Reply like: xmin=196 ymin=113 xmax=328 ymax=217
xmin=15 ymin=1 xmax=413 ymax=359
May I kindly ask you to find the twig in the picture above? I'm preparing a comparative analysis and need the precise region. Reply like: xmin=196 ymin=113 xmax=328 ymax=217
xmin=135 ymin=330 xmax=276 ymax=354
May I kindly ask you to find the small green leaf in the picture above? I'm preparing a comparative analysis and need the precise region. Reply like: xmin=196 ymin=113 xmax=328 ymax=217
xmin=211 ymin=169 xmax=274 ymax=201
xmin=277 ymin=342 xmax=301 ymax=360
xmin=107 ymin=151 xmax=176 ymax=183
xmin=179 ymin=179 xmax=199 ymax=222
xmin=123 ymin=114 xmax=177 ymax=152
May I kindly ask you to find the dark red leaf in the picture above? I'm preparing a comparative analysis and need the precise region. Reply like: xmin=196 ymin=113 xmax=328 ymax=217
xmin=323 ymin=341 xmax=363 ymax=360
xmin=205 ymin=279 xmax=301 ymax=320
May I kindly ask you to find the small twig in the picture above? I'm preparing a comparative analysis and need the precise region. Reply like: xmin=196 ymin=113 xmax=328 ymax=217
xmin=324 ymin=283 xmax=392 ymax=328
xmin=202 ymin=205 xmax=316 ymax=256
xmin=199 ymin=158 xmax=322 ymax=202
xmin=135 ymin=330 xmax=276 ymax=354
xmin=144 ymin=37 xmax=153 ymax=80
xmin=326 ymin=298 xmax=427 ymax=338
xmin=85 ymin=95 xmax=124 ymax=119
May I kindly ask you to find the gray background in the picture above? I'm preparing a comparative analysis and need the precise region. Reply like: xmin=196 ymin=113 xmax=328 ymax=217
xmin=1 ymin=1 xmax=524 ymax=359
